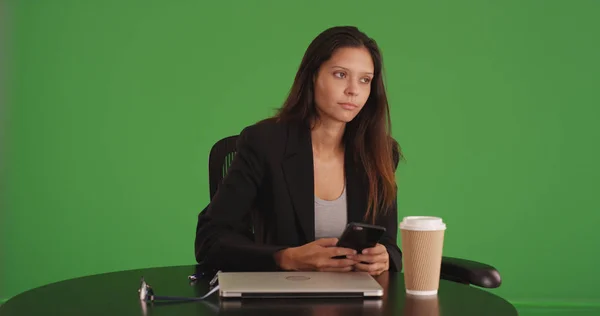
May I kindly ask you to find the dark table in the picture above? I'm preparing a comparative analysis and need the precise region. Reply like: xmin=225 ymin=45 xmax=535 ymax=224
xmin=0 ymin=265 xmax=518 ymax=316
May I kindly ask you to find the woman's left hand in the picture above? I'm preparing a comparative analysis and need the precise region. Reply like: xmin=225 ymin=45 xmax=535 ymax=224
xmin=349 ymin=243 xmax=389 ymax=276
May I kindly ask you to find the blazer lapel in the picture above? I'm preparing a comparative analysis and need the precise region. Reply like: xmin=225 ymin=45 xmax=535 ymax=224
xmin=345 ymin=146 xmax=368 ymax=225
xmin=281 ymin=122 xmax=315 ymax=243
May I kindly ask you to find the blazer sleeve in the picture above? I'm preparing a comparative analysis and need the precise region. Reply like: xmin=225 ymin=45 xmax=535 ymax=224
xmin=194 ymin=125 xmax=286 ymax=272
xmin=375 ymin=198 xmax=403 ymax=272
xmin=375 ymin=137 xmax=403 ymax=272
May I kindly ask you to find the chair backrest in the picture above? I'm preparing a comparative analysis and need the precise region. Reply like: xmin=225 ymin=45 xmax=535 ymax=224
xmin=208 ymin=134 xmax=266 ymax=240
xmin=208 ymin=135 xmax=239 ymax=200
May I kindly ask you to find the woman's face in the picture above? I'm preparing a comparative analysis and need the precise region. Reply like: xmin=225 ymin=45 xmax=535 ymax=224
xmin=313 ymin=46 xmax=374 ymax=124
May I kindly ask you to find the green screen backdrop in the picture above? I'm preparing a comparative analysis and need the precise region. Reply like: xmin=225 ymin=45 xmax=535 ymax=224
xmin=2 ymin=0 xmax=599 ymax=311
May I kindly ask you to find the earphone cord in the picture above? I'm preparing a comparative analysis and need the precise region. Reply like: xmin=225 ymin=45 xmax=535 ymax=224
xmin=148 ymin=285 xmax=220 ymax=302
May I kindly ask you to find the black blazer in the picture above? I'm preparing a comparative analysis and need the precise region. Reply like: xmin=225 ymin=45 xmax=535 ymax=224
xmin=194 ymin=118 xmax=403 ymax=272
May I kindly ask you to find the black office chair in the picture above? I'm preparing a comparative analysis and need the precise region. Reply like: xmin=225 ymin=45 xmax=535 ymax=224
xmin=207 ymin=135 xmax=502 ymax=289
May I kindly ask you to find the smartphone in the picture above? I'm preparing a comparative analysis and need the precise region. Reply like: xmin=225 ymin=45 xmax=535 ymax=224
xmin=333 ymin=222 xmax=386 ymax=259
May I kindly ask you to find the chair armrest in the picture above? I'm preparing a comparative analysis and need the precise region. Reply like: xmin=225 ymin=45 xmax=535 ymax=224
xmin=440 ymin=256 xmax=502 ymax=288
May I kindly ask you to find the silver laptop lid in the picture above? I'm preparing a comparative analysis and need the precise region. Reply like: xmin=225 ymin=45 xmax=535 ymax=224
xmin=218 ymin=271 xmax=384 ymax=298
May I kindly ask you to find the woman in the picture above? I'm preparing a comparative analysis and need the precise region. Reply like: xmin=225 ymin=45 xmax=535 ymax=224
xmin=195 ymin=26 xmax=403 ymax=276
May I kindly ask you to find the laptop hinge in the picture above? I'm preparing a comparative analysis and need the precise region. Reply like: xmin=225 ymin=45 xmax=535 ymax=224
xmin=240 ymin=292 xmax=364 ymax=299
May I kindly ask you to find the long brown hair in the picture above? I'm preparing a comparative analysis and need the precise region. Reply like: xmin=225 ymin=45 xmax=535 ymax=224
xmin=274 ymin=26 xmax=402 ymax=223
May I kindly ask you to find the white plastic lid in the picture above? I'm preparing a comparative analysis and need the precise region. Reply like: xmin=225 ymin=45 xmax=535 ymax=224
xmin=399 ymin=216 xmax=446 ymax=231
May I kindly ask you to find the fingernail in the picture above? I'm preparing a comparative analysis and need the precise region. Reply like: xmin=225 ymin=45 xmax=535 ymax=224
xmin=362 ymin=249 xmax=368 ymax=254
xmin=347 ymin=255 xmax=354 ymax=259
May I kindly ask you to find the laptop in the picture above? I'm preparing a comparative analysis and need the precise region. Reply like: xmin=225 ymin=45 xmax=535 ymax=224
xmin=217 ymin=271 xmax=384 ymax=298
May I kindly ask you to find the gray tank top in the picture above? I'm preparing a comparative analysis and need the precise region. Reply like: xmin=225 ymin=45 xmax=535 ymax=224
xmin=314 ymin=184 xmax=348 ymax=239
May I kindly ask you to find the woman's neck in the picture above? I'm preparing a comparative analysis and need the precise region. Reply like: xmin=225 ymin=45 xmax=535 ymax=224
xmin=310 ymin=118 xmax=346 ymax=159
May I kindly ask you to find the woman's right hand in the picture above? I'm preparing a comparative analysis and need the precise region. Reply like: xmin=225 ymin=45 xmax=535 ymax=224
xmin=274 ymin=238 xmax=357 ymax=272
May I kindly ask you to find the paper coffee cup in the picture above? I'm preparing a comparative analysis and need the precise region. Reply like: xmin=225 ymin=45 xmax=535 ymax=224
xmin=400 ymin=216 xmax=446 ymax=296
